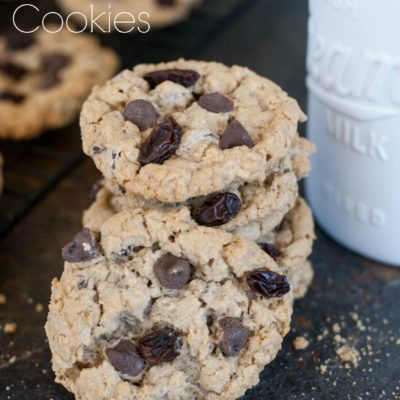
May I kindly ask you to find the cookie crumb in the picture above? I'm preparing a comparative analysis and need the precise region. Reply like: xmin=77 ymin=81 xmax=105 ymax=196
xmin=35 ymin=303 xmax=44 ymax=313
xmin=332 ymin=323 xmax=341 ymax=333
xmin=4 ymin=322 xmax=17 ymax=334
xmin=9 ymin=356 xmax=16 ymax=364
xmin=293 ymin=336 xmax=309 ymax=350
xmin=337 ymin=345 xmax=360 ymax=367
xmin=319 ymin=364 xmax=328 ymax=374
xmin=0 ymin=293 xmax=6 ymax=305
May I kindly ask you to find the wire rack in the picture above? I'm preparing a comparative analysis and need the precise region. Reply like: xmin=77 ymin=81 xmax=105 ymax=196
xmin=0 ymin=0 xmax=257 ymax=239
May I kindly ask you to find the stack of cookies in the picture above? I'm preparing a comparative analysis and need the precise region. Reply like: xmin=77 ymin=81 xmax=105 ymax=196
xmin=46 ymin=60 xmax=316 ymax=400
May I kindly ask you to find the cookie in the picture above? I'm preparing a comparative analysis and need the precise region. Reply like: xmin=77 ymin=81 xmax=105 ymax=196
xmin=46 ymin=208 xmax=293 ymax=400
xmin=0 ymin=28 xmax=119 ymax=139
xmin=84 ymin=170 xmax=299 ymax=240
xmin=83 ymin=169 xmax=314 ymax=298
xmin=57 ymin=0 xmax=199 ymax=31
xmin=80 ymin=59 xmax=308 ymax=202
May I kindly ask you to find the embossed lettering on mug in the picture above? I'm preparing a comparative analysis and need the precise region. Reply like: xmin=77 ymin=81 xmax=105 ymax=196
xmin=324 ymin=0 xmax=359 ymax=19
xmin=307 ymin=18 xmax=400 ymax=118
xmin=321 ymin=180 xmax=386 ymax=228
xmin=326 ymin=110 xmax=389 ymax=161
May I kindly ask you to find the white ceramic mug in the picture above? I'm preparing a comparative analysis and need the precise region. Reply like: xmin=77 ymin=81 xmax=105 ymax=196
xmin=306 ymin=0 xmax=400 ymax=266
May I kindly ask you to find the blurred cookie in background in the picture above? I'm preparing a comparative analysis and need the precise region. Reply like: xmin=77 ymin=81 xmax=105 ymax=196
xmin=56 ymin=0 xmax=200 ymax=32
xmin=0 ymin=28 xmax=119 ymax=140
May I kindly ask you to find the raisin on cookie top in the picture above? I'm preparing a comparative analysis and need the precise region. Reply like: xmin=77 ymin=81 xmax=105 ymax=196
xmin=84 ymin=170 xmax=299 ymax=241
xmin=0 ymin=28 xmax=119 ymax=139
xmin=80 ymin=59 xmax=306 ymax=202
xmin=46 ymin=208 xmax=293 ymax=400
xmin=57 ymin=0 xmax=199 ymax=31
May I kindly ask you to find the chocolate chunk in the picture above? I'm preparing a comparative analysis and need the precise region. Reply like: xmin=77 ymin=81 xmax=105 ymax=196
xmin=5 ymin=31 xmax=35 ymax=50
xmin=154 ymin=254 xmax=191 ymax=289
xmin=258 ymin=243 xmax=280 ymax=261
xmin=0 ymin=62 xmax=28 ymax=81
xmin=191 ymin=192 xmax=241 ymax=227
xmin=139 ymin=329 xmax=181 ymax=365
xmin=38 ymin=72 xmax=61 ymax=90
xmin=88 ymin=181 xmax=103 ymax=205
xmin=143 ymin=69 xmax=200 ymax=89
xmin=198 ymin=92 xmax=233 ymax=113
xmin=38 ymin=53 xmax=70 ymax=90
xmin=219 ymin=317 xmax=249 ymax=357
xmin=157 ymin=0 xmax=176 ymax=6
xmin=41 ymin=52 xmax=70 ymax=72
xmin=139 ymin=116 xmax=182 ymax=165
xmin=247 ymin=270 xmax=290 ymax=298
xmin=0 ymin=91 xmax=25 ymax=103
xmin=219 ymin=120 xmax=254 ymax=150
xmin=106 ymin=340 xmax=145 ymax=377
xmin=123 ymin=99 xmax=159 ymax=131
xmin=61 ymin=228 xmax=101 ymax=263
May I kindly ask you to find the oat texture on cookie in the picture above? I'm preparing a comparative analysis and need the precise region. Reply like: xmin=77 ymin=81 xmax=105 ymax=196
xmin=46 ymin=209 xmax=293 ymax=400
xmin=80 ymin=59 xmax=308 ymax=202
xmin=0 ymin=28 xmax=119 ymax=139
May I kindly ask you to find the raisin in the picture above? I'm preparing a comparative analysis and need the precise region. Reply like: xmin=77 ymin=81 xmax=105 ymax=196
xmin=247 ymin=270 xmax=290 ymax=298
xmin=191 ymin=193 xmax=241 ymax=227
xmin=139 ymin=329 xmax=181 ymax=365
xmin=143 ymin=69 xmax=200 ymax=89
xmin=139 ymin=116 xmax=182 ymax=165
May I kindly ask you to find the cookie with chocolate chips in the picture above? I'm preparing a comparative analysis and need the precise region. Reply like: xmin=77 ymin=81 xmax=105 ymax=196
xmin=57 ymin=0 xmax=200 ymax=32
xmin=80 ymin=59 xmax=311 ymax=203
xmin=46 ymin=208 xmax=293 ymax=400
xmin=83 ymin=169 xmax=301 ymax=241
xmin=0 ymin=27 xmax=119 ymax=139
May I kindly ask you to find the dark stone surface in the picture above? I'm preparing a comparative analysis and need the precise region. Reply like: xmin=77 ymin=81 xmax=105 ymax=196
xmin=0 ymin=0 xmax=399 ymax=399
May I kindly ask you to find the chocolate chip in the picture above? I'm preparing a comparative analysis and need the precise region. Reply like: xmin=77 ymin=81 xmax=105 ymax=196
xmin=139 ymin=329 xmax=181 ymax=365
xmin=258 ymin=243 xmax=280 ymax=261
xmin=191 ymin=192 xmax=241 ymax=227
xmin=5 ymin=31 xmax=35 ymax=50
xmin=154 ymin=254 xmax=191 ymax=289
xmin=219 ymin=120 xmax=254 ymax=150
xmin=157 ymin=0 xmax=176 ymax=6
xmin=106 ymin=340 xmax=145 ymax=378
xmin=0 ymin=91 xmax=25 ymax=103
xmin=139 ymin=116 xmax=182 ymax=165
xmin=0 ymin=62 xmax=28 ymax=81
xmin=123 ymin=100 xmax=159 ymax=131
xmin=88 ymin=181 xmax=103 ymax=205
xmin=198 ymin=92 xmax=233 ymax=113
xmin=38 ymin=53 xmax=70 ymax=90
xmin=41 ymin=52 xmax=70 ymax=72
xmin=92 ymin=146 xmax=105 ymax=155
xmin=61 ymin=228 xmax=101 ymax=263
xmin=143 ymin=69 xmax=200 ymax=89
xmin=247 ymin=270 xmax=290 ymax=298
xmin=219 ymin=317 xmax=249 ymax=357
xmin=38 ymin=72 xmax=61 ymax=90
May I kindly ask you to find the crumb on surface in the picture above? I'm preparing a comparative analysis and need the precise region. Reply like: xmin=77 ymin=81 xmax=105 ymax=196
xmin=337 ymin=345 xmax=360 ymax=367
xmin=35 ymin=303 xmax=44 ymax=313
xmin=293 ymin=336 xmax=309 ymax=350
xmin=0 ymin=293 xmax=6 ymax=305
xmin=4 ymin=323 xmax=17 ymax=334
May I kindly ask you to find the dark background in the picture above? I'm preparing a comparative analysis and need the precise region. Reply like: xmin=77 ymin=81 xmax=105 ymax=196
xmin=0 ymin=0 xmax=399 ymax=399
